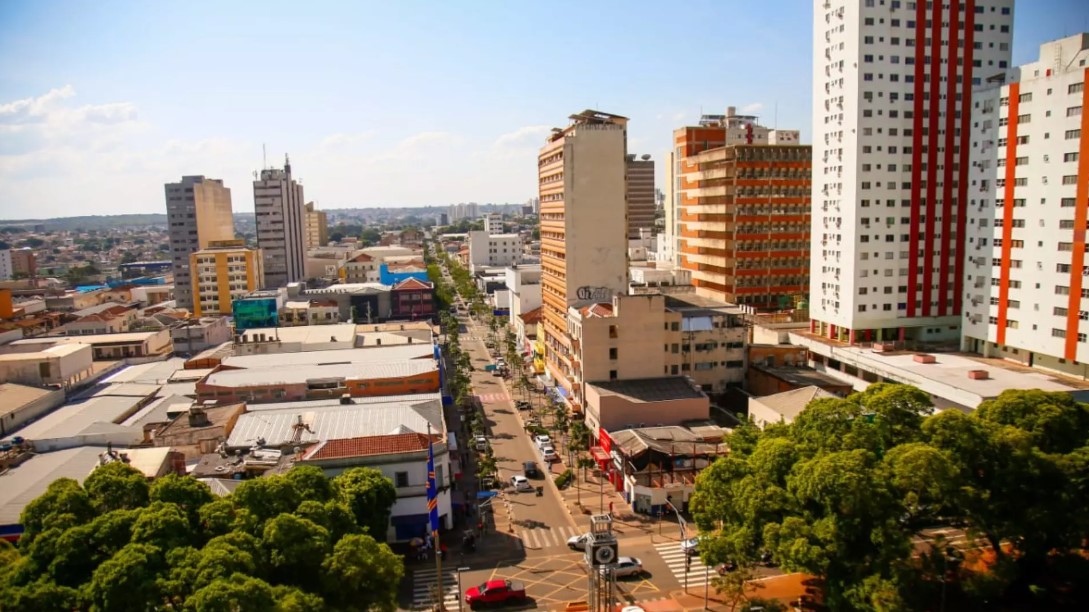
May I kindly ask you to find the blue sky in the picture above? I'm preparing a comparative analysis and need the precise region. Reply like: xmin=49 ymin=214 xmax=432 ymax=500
xmin=1 ymin=0 xmax=1087 ymax=219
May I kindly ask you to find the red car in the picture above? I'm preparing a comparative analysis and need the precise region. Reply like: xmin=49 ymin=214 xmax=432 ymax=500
xmin=464 ymin=579 xmax=527 ymax=608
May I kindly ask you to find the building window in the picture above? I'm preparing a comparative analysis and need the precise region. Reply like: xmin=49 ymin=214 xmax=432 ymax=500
xmin=608 ymin=347 xmax=618 ymax=360
xmin=609 ymin=370 xmax=618 ymax=380
xmin=395 ymin=472 xmax=409 ymax=488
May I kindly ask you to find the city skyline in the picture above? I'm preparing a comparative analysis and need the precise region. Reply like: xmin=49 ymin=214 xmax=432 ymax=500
xmin=1 ymin=0 xmax=1084 ymax=219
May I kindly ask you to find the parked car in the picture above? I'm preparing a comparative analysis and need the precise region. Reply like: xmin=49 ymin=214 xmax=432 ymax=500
xmin=464 ymin=579 xmax=526 ymax=608
xmin=533 ymin=434 xmax=552 ymax=448
xmin=540 ymin=446 xmax=558 ymax=463
xmin=474 ymin=436 xmax=488 ymax=451
xmin=566 ymin=533 xmax=590 ymax=551
xmin=511 ymin=475 xmax=533 ymax=492
xmin=515 ymin=400 xmax=532 ymax=411
xmin=523 ymin=461 xmax=540 ymax=478
xmin=612 ymin=557 xmax=644 ymax=578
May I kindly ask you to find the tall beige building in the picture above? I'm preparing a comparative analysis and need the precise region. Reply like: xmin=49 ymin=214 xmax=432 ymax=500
xmin=538 ymin=110 xmax=630 ymax=397
xmin=626 ymin=155 xmax=656 ymax=239
xmin=304 ymin=201 xmax=328 ymax=249
xmin=165 ymin=176 xmax=235 ymax=310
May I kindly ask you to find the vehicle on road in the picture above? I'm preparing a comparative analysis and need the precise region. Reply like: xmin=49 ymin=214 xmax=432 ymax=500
xmin=464 ymin=579 xmax=526 ymax=608
xmin=523 ymin=461 xmax=540 ymax=478
xmin=474 ymin=435 xmax=488 ymax=451
xmin=612 ymin=557 xmax=644 ymax=578
xmin=540 ymin=446 xmax=558 ymax=463
xmin=566 ymin=533 xmax=590 ymax=551
xmin=681 ymin=537 xmax=701 ymax=555
xmin=515 ymin=400 xmax=532 ymax=411
xmin=511 ymin=475 xmax=533 ymax=492
xmin=716 ymin=561 xmax=738 ymax=574
xmin=533 ymin=434 xmax=551 ymax=448
xmin=620 ymin=607 xmax=646 ymax=612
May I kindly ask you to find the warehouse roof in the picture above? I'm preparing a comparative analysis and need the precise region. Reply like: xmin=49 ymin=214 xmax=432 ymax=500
xmin=245 ymin=393 xmax=442 ymax=412
xmin=203 ymin=359 xmax=437 ymax=388
xmin=226 ymin=400 xmax=443 ymax=449
xmin=221 ymin=345 xmax=434 ymax=370
xmin=0 ymin=383 xmax=57 ymax=419
xmin=0 ymin=446 xmax=103 ymax=526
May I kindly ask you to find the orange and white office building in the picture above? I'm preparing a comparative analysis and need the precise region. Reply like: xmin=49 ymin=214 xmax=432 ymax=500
xmin=963 ymin=34 xmax=1089 ymax=378
xmin=538 ymin=110 xmax=630 ymax=396
xmin=667 ymin=108 xmax=810 ymax=310
xmin=190 ymin=240 xmax=263 ymax=317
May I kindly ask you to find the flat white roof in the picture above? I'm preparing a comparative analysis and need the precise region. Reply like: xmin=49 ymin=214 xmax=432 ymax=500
xmin=226 ymin=400 xmax=443 ymax=448
xmin=244 ymin=392 xmax=443 ymax=411
xmin=12 ymin=331 xmax=163 ymax=345
xmin=221 ymin=345 xmax=434 ymax=370
xmin=240 ymin=323 xmax=356 ymax=344
xmin=204 ymin=359 xmax=437 ymax=388
xmin=5 ymin=395 xmax=142 ymax=443
xmin=0 ymin=343 xmax=89 ymax=361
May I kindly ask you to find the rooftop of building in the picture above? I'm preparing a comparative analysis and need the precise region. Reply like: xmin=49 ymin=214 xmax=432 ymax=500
xmin=301 ymin=432 xmax=440 ymax=462
xmin=157 ymin=402 xmax=246 ymax=438
xmin=790 ymin=331 xmax=1089 ymax=409
xmin=750 ymin=364 xmax=852 ymax=389
xmin=202 ymin=359 xmax=437 ymax=388
xmin=4 ymin=394 xmax=146 ymax=443
xmin=0 ymin=383 xmax=57 ymax=419
xmin=0 ymin=446 xmax=103 ymax=526
xmin=225 ymin=399 xmax=443 ymax=449
xmin=664 ymin=294 xmax=742 ymax=314
xmin=221 ymin=344 xmax=434 ymax=370
xmin=392 ymin=278 xmax=433 ymax=291
xmin=0 ymin=342 xmax=88 ymax=361
xmin=238 ymin=323 xmax=357 ymax=345
xmin=578 ymin=303 xmax=614 ymax=318
xmin=750 ymin=386 xmax=838 ymax=422
xmin=519 ymin=307 xmax=543 ymax=325
xmin=588 ymin=377 xmax=706 ymax=403
xmin=243 ymin=393 xmax=442 ymax=412
xmin=304 ymin=283 xmax=391 ymax=295
xmin=609 ymin=425 xmax=727 ymax=458
xmin=11 ymin=330 xmax=164 ymax=346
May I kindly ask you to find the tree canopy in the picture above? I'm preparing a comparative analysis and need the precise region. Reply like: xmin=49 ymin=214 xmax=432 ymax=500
xmin=690 ymin=385 xmax=1089 ymax=610
xmin=1 ymin=465 xmax=403 ymax=611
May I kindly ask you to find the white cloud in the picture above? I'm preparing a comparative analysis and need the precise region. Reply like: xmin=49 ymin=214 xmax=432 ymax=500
xmin=740 ymin=102 xmax=764 ymax=114
xmin=493 ymin=125 xmax=550 ymax=149
xmin=319 ymin=131 xmax=375 ymax=149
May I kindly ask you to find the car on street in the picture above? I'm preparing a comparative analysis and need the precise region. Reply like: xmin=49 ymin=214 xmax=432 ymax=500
xmin=681 ymin=537 xmax=701 ymax=555
xmin=566 ymin=533 xmax=590 ymax=551
xmin=533 ymin=434 xmax=551 ymax=448
xmin=474 ymin=435 xmax=488 ymax=451
xmin=510 ymin=474 xmax=533 ymax=492
xmin=620 ymin=607 xmax=646 ymax=612
xmin=540 ymin=446 xmax=558 ymax=463
xmin=612 ymin=557 xmax=644 ymax=578
xmin=523 ymin=461 xmax=540 ymax=478
xmin=515 ymin=400 xmax=532 ymax=411
xmin=464 ymin=579 xmax=526 ymax=608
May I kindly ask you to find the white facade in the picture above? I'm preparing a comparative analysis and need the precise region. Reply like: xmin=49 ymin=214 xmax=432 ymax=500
xmin=467 ymin=231 xmax=522 ymax=273
xmin=963 ymin=34 xmax=1089 ymax=377
xmin=503 ymin=264 xmax=542 ymax=321
xmin=810 ymin=0 xmax=1013 ymax=344
xmin=254 ymin=159 xmax=307 ymax=289
xmin=483 ymin=213 xmax=503 ymax=234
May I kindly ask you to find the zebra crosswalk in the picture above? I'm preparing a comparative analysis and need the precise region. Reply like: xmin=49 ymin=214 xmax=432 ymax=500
xmin=476 ymin=392 xmax=510 ymax=403
xmin=410 ymin=567 xmax=460 ymax=610
xmin=654 ymin=541 xmax=715 ymax=588
xmin=519 ymin=525 xmax=584 ymax=550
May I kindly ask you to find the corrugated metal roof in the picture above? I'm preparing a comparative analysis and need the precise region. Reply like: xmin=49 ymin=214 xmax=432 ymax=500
xmin=226 ymin=401 xmax=443 ymax=449
xmin=6 ymin=395 xmax=144 ymax=442
xmin=221 ymin=345 xmax=434 ymax=370
xmin=0 ymin=446 xmax=103 ymax=526
xmin=204 ymin=360 xmax=436 ymax=388
xmin=245 ymin=393 xmax=442 ymax=412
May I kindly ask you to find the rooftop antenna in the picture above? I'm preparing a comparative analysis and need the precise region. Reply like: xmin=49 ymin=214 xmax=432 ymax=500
xmin=262 ymin=143 xmax=267 ymax=170
xmin=774 ymin=101 xmax=779 ymax=130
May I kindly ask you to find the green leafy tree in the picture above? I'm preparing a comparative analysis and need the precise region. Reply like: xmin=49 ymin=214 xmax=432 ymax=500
xmin=332 ymin=467 xmax=397 ymax=538
xmin=86 ymin=543 xmax=164 ymax=612
xmin=231 ymin=475 xmax=300 ymax=524
xmin=131 ymin=501 xmax=197 ymax=550
xmin=283 ymin=465 xmax=334 ymax=503
xmin=320 ymin=533 xmax=404 ymax=611
xmin=185 ymin=574 xmax=276 ymax=612
xmin=19 ymin=478 xmax=95 ymax=547
xmin=261 ymin=514 xmax=329 ymax=590
xmin=83 ymin=462 xmax=150 ymax=513
xmin=149 ymin=473 xmax=214 ymax=524
xmin=2 ymin=580 xmax=81 ymax=612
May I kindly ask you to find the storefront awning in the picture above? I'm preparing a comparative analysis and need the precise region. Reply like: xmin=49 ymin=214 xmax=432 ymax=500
xmin=590 ymin=446 xmax=610 ymax=463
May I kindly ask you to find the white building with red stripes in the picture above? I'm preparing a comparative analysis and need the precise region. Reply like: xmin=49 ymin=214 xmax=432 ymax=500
xmin=963 ymin=34 xmax=1089 ymax=378
xmin=809 ymin=0 xmax=1013 ymax=346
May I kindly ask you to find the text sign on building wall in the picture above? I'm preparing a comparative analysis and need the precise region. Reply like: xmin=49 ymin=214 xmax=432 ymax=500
xmin=575 ymin=286 xmax=613 ymax=301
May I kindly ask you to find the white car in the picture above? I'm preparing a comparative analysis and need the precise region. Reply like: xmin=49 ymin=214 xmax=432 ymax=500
xmin=620 ymin=608 xmax=645 ymax=612
xmin=540 ymin=446 xmax=558 ymax=463
xmin=510 ymin=475 xmax=533 ymax=492
xmin=474 ymin=436 xmax=488 ymax=451
xmin=681 ymin=537 xmax=701 ymax=555
xmin=533 ymin=434 xmax=552 ymax=448
xmin=566 ymin=533 xmax=590 ymax=550
xmin=612 ymin=557 xmax=644 ymax=578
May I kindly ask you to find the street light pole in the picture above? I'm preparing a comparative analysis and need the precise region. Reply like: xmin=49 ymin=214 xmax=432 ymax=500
xmin=703 ymin=561 xmax=709 ymax=609
xmin=456 ymin=566 xmax=470 ymax=612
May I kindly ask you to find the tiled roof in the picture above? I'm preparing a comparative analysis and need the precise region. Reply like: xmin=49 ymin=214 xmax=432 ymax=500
xmin=579 ymin=303 xmax=613 ymax=318
xmin=392 ymin=277 xmax=433 ymax=291
xmin=349 ymin=253 xmax=374 ymax=263
xmin=302 ymin=432 xmax=440 ymax=461
xmin=519 ymin=307 xmax=543 ymax=324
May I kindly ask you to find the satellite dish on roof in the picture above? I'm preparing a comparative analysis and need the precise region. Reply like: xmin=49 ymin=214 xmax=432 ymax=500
xmin=641 ymin=154 xmax=651 ymax=161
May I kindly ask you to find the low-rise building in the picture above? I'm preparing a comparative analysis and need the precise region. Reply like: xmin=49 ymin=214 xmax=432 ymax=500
xmin=233 ymin=323 xmax=359 ymax=354
xmin=747 ymin=386 xmax=837 ymax=429
xmin=0 ymin=343 xmax=93 ymax=387
xmin=169 ymin=317 xmax=233 ymax=356
xmin=10 ymin=330 xmax=173 ymax=362
xmin=190 ymin=240 xmax=263 ymax=317
xmin=153 ymin=402 xmax=246 ymax=459
xmin=341 ymin=253 xmax=380 ymax=283
xmin=390 ymin=278 xmax=435 ymax=321
xmin=467 ymin=231 xmax=522 ymax=273
xmin=584 ymin=377 xmax=709 ymax=435
xmin=0 ymin=383 xmax=66 ymax=436
xmin=280 ymin=299 xmax=341 ymax=326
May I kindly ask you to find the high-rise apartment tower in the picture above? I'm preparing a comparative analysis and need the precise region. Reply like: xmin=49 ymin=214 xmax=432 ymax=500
xmin=538 ymin=110 xmax=630 ymax=398
xmin=626 ymin=155 xmax=656 ymax=239
xmin=809 ymin=0 xmax=1013 ymax=345
xmin=963 ymin=34 xmax=1089 ymax=376
xmin=164 ymin=175 xmax=235 ymax=310
xmin=304 ymin=201 xmax=328 ymax=249
xmin=254 ymin=157 xmax=307 ymax=288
